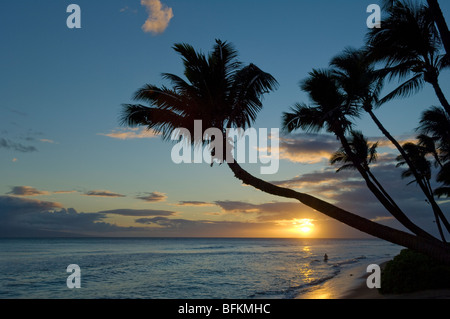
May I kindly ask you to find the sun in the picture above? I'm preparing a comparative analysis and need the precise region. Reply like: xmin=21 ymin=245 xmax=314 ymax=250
xmin=293 ymin=219 xmax=315 ymax=236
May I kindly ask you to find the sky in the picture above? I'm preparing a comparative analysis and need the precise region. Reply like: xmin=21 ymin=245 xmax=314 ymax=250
xmin=0 ymin=0 xmax=449 ymax=238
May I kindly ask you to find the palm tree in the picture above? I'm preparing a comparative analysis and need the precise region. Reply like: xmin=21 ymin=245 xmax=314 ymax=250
xmin=330 ymin=131 xmax=379 ymax=173
xmin=417 ymin=106 xmax=450 ymax=198
xmin=121 ymin=40 xmax=278 ymax=142
xmin=426 ymin=0 xmax=450 ymax=56
xmin=121 ymin=40 xmax=450 ymax=265
xmin=366 ymin=1 xmax=450 ymax=116
xmin=330 ymin=47 xmax=450 ymax=239
xmin=396 ymin=142 xmax=447 ymax=241
xmin=384 ymin=0 xmax=450 ymax=56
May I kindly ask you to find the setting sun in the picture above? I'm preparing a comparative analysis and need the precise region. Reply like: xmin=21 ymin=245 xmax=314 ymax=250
xmin=293 ymin=219 xmax=315 ymax=236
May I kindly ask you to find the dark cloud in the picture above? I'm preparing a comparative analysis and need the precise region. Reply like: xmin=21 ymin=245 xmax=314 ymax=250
xmin=98 ymin=209 xmax=176 ymax=217
xmin=0 ymin=195 xmax=62 ymax=213
xmin=0 ymin=195 xmax=282 ymax=238
xmin=280 ymin=133 xmax=339 ymax=164
xmin=83 ymin=190 xmax=126 ymax=198
xmin=135 ymin=191 xmax=167 ymax=202
xmin=7 ymin=186 xmax=49 ymax=196
xmin=0 ymin=196 xmax=146 ymax=237
xmin=0 ymin=138 xmax=37 ymax=153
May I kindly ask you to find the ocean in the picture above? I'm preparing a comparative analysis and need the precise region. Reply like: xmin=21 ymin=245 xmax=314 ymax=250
xmin=0 ymin=237 xmax=402 ymax=299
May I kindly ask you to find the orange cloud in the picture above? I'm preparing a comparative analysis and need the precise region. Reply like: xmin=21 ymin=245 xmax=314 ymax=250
xmin=99 ymin=127 xmax=159 ymax=140
xmin=141 ymin=0 xmax=174 ymax=35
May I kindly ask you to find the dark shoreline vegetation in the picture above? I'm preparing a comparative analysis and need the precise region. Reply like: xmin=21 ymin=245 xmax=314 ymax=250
xmin=121 ymin=0 xmax=450 ymax=268
xmin=381 ymin=249 xmax=450 ymax=294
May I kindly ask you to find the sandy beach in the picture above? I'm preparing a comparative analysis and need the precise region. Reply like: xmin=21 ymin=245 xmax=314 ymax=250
xmin=296 ymin=260 xmax=450 ymax=299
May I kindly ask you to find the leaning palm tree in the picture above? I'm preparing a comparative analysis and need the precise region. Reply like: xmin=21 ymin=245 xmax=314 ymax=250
xmin=396 ymin=142 xmax=447 ymax=241
xmin=330 ymin=131 xmax=379 ymax=176
xmin=330 ymin=131 xmax=400 ymax=210
xmin=121 ymin=40 xmax=450 ymax=265
xmin=330 ymin=131 xmax=379 ymax=173
xmin=366 ymin=0 xmax=450 ymax=116
xmin=330 ymin=47 xmax=450 ymax=239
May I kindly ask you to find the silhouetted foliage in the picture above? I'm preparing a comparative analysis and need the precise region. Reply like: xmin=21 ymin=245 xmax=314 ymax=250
xmin=381 ymin=249 xmax=450 ymax=294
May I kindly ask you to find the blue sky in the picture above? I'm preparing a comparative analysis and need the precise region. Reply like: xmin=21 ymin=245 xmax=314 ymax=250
xmin=1 ymin=0 xmax=449 ymax=238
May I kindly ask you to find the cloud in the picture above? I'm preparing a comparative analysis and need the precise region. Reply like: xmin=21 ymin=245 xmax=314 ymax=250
xmin=0 ymin=138 xmax=37 ymax=153
xmin=52 ymin=190 xmax=78 ymax=194
xmin=372 ymin=134 xmax=418 ymax=150
xmin=279 ymin=133 xmax=339 ymax=164
xmin=176 ymin=201 xmax=215 ymax=207
xmin=136 ymin=191 xmax=167 ymax=202
xmin=0 ymin=195 xmax=287 ymax=238
xmin=98 ymin=127 xmax=159 ymax=140
xmin=214 ymin=200 xmax=315 ymax=222
xmin=0 ymin=196 xmax=118 ymax=236
xmin=83 ymin=190 xmax=126 ymax=198
xmin=140 ymin=0 xmax=174 ymax=35
xmin=0 ymin=195 xmax=62 ymax=213
xmin=7 ymin=186 xmax=50 ymax=196
xmin=1 ymin=194 xmax=426 ymax=239
xmin=97 ymin=208 xmax=176 ymax=216
xmin=39 ymin=138 xmax=57 ymax=144
xmin=278 ymin=133 xmax=418 ymax=165
xmin=0 ymin=196 xmax=168 ymax=237
xmin=6 ymin=186 xmax=79 ymax=196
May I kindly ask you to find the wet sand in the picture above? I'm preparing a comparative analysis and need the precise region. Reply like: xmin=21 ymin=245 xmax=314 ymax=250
xmin=296 ymin=260 xmax=450 ymax=299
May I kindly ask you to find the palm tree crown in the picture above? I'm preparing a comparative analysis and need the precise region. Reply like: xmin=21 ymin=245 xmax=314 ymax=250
xmin=331 ymin=131 xmax=378 ymax=172
xmin=366 ymin=1 xmax=450 ymax=112
xmin=121 ymin=40 xmax=278 ymax=144
xmin=282 ymin=69 xmax=359 ymax=136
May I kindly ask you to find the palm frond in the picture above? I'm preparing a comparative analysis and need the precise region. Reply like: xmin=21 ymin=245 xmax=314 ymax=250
xmin=120 ymin=104 xmax=189 ymax=141
xmin=434 ymin=186 xmax=450 ymax=198
xmin=378 ymin=73 xmax=424 ymax=105
xmin=230 ymin=63 xmax=279 ymax=129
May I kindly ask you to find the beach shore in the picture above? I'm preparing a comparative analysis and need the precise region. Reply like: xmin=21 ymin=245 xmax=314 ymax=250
xmin=296 ymin=260 xmax=450 ymax=299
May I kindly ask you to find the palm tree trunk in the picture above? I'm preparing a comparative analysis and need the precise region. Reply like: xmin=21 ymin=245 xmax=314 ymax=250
xmin=367 ymin=108 xmax=450 ymax=237
xmin=425 ymin=178 xmax=447 ymax=242
xmin=225 ymin=159 xmax=450 ymax=266
xmin=336 ymin=132 xmax=438 ymax=241
xmin=427 ymin=0 xmax=450 ymax=56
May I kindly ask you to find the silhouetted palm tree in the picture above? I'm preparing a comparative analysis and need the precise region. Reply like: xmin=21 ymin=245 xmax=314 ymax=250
xmin=367 ymin=1 xmax=450 ymax=116
xmin=282 ymin=69 xmax=436 ymax=240
xmin=330 ymin=47 xmax=450 ymax=239
xmin=396 ymin=142 xmax=447 ymax=241
xmin=121 ymin=40 xmax=450 ymax=265
xmin=417 ymin=106 xmax=450 ymax=198
xmin=426 ymin=0 xmax=450 ymax=56
xmin=121 ymin=40 xmax=278 ymax=144
xmin=330 ymin=131 xmax=378 ymax=173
